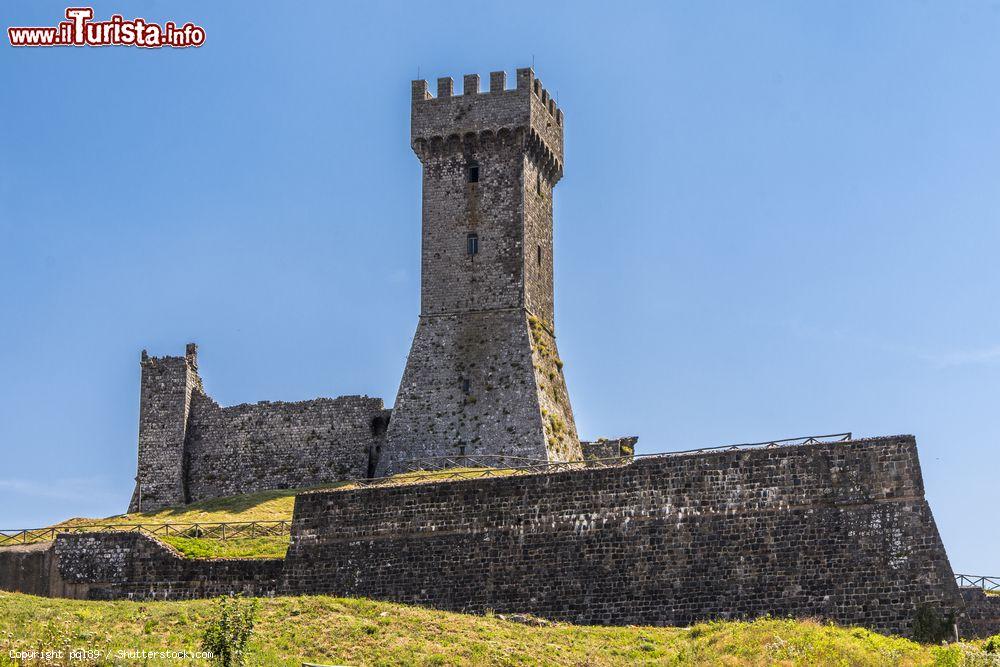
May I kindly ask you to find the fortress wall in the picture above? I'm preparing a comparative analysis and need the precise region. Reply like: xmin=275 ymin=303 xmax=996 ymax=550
xmin=960 ymin=588 xmax=1000 ymax=639
xmin=0 ymin=542 xmax=55 ymax=597
xmin=184 ymin=393 xmax=387 ymax=503
xmin=53 ymin=532 xmax=282 ymax=600
xmin=284 ymin=436 xmax=962 ymax=635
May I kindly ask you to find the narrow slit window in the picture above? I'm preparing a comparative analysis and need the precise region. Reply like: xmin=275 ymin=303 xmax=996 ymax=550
xmin=467 ymin=233 xmax=479 ymax=256
xmin=536 ymin=172 xmax=542 ymax=195
xmin=467 ymin=162 xmax=479 ymax=183
xmin=537 ymin=244 xmax=542 ymax=266
xmin=462 ymin=378 xmax=471 ymax=394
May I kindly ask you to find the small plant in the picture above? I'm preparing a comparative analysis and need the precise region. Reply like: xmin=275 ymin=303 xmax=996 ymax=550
xmin=201 ymin=595 xmax=260 ymax=667
xmin=985 ymin=634 xmax=1000 ymax=653
xmin=910 ymin=605 xmax=954 ymax=644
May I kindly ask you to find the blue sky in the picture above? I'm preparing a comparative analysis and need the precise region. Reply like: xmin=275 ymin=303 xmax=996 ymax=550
xmin=1 ymin=1 xmax=997 ymax=574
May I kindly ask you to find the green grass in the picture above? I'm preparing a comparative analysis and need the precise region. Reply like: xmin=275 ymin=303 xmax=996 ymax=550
xmin=0 ymin=591 xmax=992 ymax=666
xmin=56 ymin=486 xmax=314 ymax=527
xmin=158 ymin=536 xmax=290 ymax=560
xmin=46 ymin=487 xmax=317 ymax=560
xmin=17 ymin=471 xmax=524 ymax=559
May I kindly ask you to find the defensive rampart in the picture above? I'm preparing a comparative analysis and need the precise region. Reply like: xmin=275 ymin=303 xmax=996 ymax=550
xmin=3 ymin=436 xmax=982 ymax=637
xmin=284 ymin=435 xmax=962 ymax=636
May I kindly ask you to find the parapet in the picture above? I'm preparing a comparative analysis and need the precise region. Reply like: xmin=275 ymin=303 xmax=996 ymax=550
xmin=410 ymin=67 xmax=563 ymax=176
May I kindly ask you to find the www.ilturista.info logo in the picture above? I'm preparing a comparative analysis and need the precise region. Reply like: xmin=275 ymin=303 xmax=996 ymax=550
xmin=8 ymin=7 xmax=205 ymax=48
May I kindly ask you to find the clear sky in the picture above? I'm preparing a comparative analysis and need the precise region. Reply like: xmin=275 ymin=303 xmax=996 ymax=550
xmin=1 ymin=1 xmax=997 ymax=573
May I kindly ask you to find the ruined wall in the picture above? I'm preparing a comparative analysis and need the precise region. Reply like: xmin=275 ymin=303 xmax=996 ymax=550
xmin=130 ymin=345 xmax=388 ymax=512
xmin=960 ymin=588 xmax=1000 ymax=639
xmin=581 ymin=436 xmax=638 ymax=461
xmin=53 ymin=532 xmax=281 ymax=600
xmin=285 ymin=436 xmax=963 ymax=636
xmin=185 ymin=393 xmax=387 ymax=502
xmin=130 ymin=344 xmax=202 ymax=511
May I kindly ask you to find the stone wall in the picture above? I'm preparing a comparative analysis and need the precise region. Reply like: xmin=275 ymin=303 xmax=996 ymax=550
xmin=6 ymin=436 xmax=970 ymax=637
xmin=581 ymin=436 xmax=638 ymax=461
xmin=382 ymin=310 xmax=577 ymax=474
xmin=285 ymin=435 xmax=962 ymax=636
xmin=54 ymin=532 xmax=282 ymax=600
xmin=185 ymin=393 xmax=387 ymax=503
xmin=960 ymin=588 xmax=1000 ymax=639
xmin=130 ymin=344 xmax=202 ymax=511
xmin=130 ymin=345 xmax=388 ymax=512
xmin=0 ymin=542 xmax=56 ymax=597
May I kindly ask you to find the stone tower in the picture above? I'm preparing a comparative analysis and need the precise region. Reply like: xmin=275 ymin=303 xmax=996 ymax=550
xmin=379 ymin=68 xmax=581 ymax=474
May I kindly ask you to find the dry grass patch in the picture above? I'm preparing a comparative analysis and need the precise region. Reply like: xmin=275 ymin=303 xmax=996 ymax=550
xmin=0 ymin=592 xmax=994 ymax=666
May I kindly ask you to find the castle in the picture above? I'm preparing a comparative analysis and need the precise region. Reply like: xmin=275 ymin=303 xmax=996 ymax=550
xmin=2 ymin=68 xmax=996 ymax=639
xmin=131 ymin=68 xmax=594 ymax=512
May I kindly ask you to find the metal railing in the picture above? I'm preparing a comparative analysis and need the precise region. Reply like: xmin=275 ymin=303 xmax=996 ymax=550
xmin=0 ymin=520 xmax=292 ymax=547
xmin=956 ymin=574 xmax=1000 ymax=591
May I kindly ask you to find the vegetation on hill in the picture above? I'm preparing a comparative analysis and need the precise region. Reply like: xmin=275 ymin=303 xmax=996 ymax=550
xmin=25 ymin=469 xmax=517 ymax=559
xmin=0 ymin=591 xmax=994 ymax=666
xmin=50 ymin=487 xmax=314 ymax=560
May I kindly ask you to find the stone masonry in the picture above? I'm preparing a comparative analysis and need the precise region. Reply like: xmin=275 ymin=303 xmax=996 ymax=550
xmin=3 ymin=436 xmax=992 ymax=636
xmin=960 ymin=588 xmax=1000 ymax=639
xmin=380 ymin=69 xmax=580 ymax=473
xmin=129 ymin=344 xmax=389 ymax=512
xmin=286 ymin=435 xmax=963 ymax=636
xmin=54 ymin=532 xmax=282 ymax=600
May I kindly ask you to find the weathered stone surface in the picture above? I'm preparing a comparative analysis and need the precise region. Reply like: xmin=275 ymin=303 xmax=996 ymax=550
xmin=1 ymin=437 xmax=971 ymax=637
xmin=581 ymin=436 xmax=638 ymax=461
xmin=960 ymin=588 xmax=1000 ymax=638
xmin=0 ymin=542 xmax=55 ymax=597
xmin=286 ymin=436 xmax=962 ymax=636
xmin=381 ymin=69 xmax=580 ymax=473
xmin=129 ymin=345 xmax=388 ymax=512
xmin=54 ymin=532 xmax=282 ymax=600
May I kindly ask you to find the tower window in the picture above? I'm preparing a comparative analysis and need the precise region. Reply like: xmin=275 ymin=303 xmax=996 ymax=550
xmin=467 ymin=233 xmax=479 ymax=256
xmin=536 ymin=172 xmax=542 ymax=195
xmin=467 ymin=163 xmax=479 ymax=183
xmin=462 ymin=378 xmax=471 ymax=394
xmin=537 ymin=244 xmax=542 ymax=266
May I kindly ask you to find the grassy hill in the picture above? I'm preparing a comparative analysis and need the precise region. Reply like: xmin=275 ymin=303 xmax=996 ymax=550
xmin=0 ymin=591 xmax=995 ymax=666
xmin=51 ymin=486 xmax=308 ymax=559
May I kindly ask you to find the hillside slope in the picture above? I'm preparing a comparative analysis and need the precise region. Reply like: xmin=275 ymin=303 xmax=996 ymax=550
xmin=42 ymin=471 xmax=514 ymax=559
xmin=0 ymin=591 xmax=995 ymax=666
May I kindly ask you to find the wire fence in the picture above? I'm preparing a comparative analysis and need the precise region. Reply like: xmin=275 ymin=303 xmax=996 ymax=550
xmin=0 ymin=520 xmax=291 ymax=547
xmin=0 ymin=432 xmax=855 ymax=547
xmin=956 ymin=574 xmax=1000 ymax=591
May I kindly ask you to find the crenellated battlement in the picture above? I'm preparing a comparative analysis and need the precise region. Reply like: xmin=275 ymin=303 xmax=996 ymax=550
xmin=411 ymin=67 xmax=564 ymax=175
